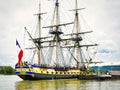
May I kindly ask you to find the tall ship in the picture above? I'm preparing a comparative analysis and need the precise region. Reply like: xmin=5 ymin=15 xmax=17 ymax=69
xmin=15 ymin=0 xmax=98 ymax=80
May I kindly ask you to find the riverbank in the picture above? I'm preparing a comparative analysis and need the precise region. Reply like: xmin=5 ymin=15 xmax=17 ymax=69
xmin=77 ymin=75 xmax=120 ymax=80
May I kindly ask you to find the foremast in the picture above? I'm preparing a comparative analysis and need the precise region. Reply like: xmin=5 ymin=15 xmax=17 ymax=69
xmin=37 ymin=2 xmax=41 ymax=66
xmin=26 ymin=1 xmax=46 ymax=66
xmin=36 ymin=1 xmax=47 ymax=65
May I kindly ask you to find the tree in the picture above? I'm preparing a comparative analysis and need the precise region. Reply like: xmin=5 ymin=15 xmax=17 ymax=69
xmin=0 ymin=66 xmax=15 ymax=75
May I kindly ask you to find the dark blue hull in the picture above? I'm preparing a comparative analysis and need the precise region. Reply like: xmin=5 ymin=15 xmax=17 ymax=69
xmin=18 ymin=73 xmax=77 ymax=80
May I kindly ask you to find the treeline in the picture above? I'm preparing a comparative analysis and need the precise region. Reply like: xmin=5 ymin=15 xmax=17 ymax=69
xmin=0 ymin=66 xmax=15 ymax=75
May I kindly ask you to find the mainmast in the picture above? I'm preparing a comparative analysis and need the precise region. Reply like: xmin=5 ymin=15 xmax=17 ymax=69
xmin=43 ymin=0 xmax=72 ymax=66
xmin=75 ymin=0 xmax=80 ymax=67
xmin=55 ymin=0 xmax=59 ymax=66
xmin=47 ymin=0 xmax=62 ymax=66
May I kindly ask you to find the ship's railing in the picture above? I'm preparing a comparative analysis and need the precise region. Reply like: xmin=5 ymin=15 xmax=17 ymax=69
xmin=15 ymin=62 xmax=83 ymax=71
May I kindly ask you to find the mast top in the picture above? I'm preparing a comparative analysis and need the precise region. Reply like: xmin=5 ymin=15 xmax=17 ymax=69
xmin=34 ymin=1 xmax=47 ymax=16
xmin=69 ymin=8 xmax=85 ymax=12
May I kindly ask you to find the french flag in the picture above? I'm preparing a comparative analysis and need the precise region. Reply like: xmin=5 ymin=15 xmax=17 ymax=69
xmin=16 ymin=39 xmax=23 ymax=66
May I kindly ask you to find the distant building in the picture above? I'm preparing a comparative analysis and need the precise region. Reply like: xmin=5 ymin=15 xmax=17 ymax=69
xmin=110 ymin=70 xmax=120 ymax=75
xmin=91 ymin=65 xmax=120 ymax=75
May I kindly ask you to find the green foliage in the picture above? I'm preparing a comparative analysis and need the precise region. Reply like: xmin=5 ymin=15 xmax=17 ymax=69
xmin=95 ymin=70 xmax=108 ymax=74
xmin=87 ymin=67 xmax=95 ymax=73
xmin=0 ymin=66 xmax=15 ymax=75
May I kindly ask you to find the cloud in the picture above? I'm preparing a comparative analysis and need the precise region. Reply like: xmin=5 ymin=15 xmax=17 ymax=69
xmin=87 ymin=0 xmax=120 ymax=63
xmin=0 ymin=0 xmax=37 ymax=66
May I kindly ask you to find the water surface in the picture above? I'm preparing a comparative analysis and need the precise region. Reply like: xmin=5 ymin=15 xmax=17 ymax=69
xmin=0 ymin=75 xmax=120 ymax=90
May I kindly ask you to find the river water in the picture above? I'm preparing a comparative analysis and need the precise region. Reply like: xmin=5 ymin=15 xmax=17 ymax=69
xmin=0 ymin=75 xmax=120 ymax=90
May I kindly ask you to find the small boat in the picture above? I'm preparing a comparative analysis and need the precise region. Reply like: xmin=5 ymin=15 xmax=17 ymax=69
xmin=97 ymin=74 xmax=112 ymax=80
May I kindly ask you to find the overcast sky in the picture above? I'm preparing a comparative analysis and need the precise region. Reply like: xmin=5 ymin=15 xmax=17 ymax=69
xmin=0 ymin=0 xmax=120 ymax=67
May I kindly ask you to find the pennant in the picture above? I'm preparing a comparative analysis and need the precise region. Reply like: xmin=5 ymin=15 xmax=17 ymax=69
xmin=16 ymin=39 xmax=23 ymax=66
xmin=16 ymin=39 xmax=21 ymax=49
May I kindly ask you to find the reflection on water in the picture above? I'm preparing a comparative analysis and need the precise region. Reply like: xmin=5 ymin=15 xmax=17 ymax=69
xmin=15 ymin=79 xmax=120 ymax=90
xmin=15 ymin=79 xmax=82 ymax=90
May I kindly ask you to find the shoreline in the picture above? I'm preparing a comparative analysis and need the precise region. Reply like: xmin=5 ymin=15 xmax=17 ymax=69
xmin=77 ymin=75 xmax=120 ymax=80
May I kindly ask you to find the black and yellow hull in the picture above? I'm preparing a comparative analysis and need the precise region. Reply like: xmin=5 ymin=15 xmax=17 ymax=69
xmin=15 ymin=65 xmax=82 ymax=80
xmin=18 ymin=73 xmax=77 ymax=80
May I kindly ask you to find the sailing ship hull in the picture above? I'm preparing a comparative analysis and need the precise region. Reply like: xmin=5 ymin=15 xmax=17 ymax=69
xmin=18 ymin=73 xmax=77 ymax=80
xmin=15 ymin=65 xmax=82 ymax=80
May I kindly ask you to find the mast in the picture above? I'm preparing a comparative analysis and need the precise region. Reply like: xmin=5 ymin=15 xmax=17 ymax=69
xmin=73 ymin=0 xmax=98 ymax=68
xmin=42 ymin=0 xmax=75 ymax=67
xmin=55 ymin=0 xmax=59 ymax=66
xmin=37 ymin=2 xmax=41 ymax=66
xmin=35 ymin=1 xmax=46 ymax=65
xmin=74 ymin=0 xmax=83 ymax=67
xmin=75 ymin=0 xmax=79 ymax=67
xmin=75 ymin=0 xmax=78 ymax=34
xmin=51 ymin=0 xmax=62 ymax=66
xmin=46 ymin=0 xmax=71 ymax=66
xmin=44 ymin=0 xmax=61 ymax=67
xmin=56 ymin=0 xmax=59 ymax=26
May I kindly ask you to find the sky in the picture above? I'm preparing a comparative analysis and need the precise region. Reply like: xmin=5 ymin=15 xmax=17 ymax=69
xmin=0 ymin=0 xmax=120 ymax=67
